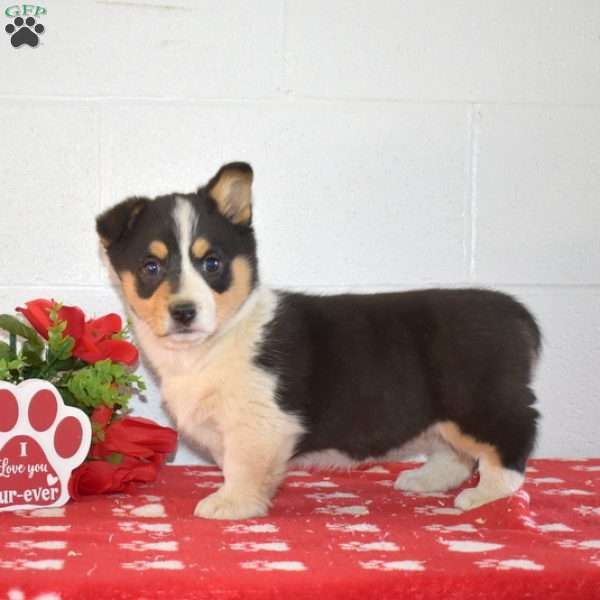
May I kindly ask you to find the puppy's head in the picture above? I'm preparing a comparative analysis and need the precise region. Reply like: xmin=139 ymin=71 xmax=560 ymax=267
xmin=97 ymin=162 xmax=257 ymax=346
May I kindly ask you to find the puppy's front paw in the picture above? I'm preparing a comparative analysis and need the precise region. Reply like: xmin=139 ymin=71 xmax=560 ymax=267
xmin=193 ymin=489 xmax=269 ymax=520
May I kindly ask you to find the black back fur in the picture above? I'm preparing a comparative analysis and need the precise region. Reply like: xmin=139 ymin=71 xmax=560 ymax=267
xmin=257 ymin=288 xmax=540 ymax=473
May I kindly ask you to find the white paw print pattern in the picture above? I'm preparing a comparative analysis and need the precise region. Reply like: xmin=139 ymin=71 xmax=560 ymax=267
xmin=0 ymin=459 xmax=597 ymax=593
xmin=224 ymin=523 xmax=280 ymax=534
xmin=10 ymin=525 xmax=70 ymax=534
xmin=326 ymin=523 xmax=381 ymax=533
xmin=229 ymin=541 xmax=290 ymax=553
xmin=557 ymin=539 xmax=600 ymax=550
xmin=0 ymin=559 xmax=64 ymax=571
xmin=7 ymin=590 xmax=62 ymax=600
xmin=439 ymin=539 xmax=504 ymax=553
xmin=139 ymin=495 xmax=163 ymax=502
xmin=424 ymin=523 xmax=478 ymax=534
xmin=112 ymin=502 xmax=167 ymax=518
xmin=340 ymin=541 xmax=400 ymax=552
xmin=121 ymin=560 xmax=184 ymax=571
xmin=476 ymin=558 xmax=544 ymax=571
xmin=183 ymin=469 xmax=223 ymax=478
xmin=529 ymin=477 xmax=565 ymax=485
xmin=304 ymin=492 xmax=359 ymax=502
xmin=288 ymin=480 xmax=339 ymax=489
xmin=536 ymin=523 xmax=574 ymax=533
xmin=360 ymin=560 xmax=425 ymax=572
xmin=115 ymin=498 xmax=182 ymax=571
xmin=119 ymin=541 xmax=178 ymax=552
xmin=414 ymin=505 xmax=462 ymax=517
xmin=571 ymin=465 xmax=600 ymax=472
xmin=240 ymin=561 xmax=306 ymax=572
xmin=543 ymin=489 xmax=594 ymax=497
xmin=16 ymin=507 xmax=66 ymax=519
xmin=314 ymin=504 xmax=370 ymax=516
xmin=6 ymin=540 xmax=66 ymax=551
xmin=574 ymin=505 xmax=600 ymax=517
xmin=118 ymin=522 xmax=173 ymax=535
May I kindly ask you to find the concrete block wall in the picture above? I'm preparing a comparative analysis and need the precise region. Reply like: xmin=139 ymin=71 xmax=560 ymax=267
xmin=1 ymin=0 xmax=598 ymax=461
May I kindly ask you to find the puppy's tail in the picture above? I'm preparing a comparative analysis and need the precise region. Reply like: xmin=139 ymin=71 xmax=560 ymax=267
xmin=516 ymin=302 xmax=543 ymax=381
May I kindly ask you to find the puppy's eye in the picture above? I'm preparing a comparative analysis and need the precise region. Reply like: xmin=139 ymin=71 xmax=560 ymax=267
xmin=202 ymin=255 xmax=222 ymax=274
xmin=142 ymin=259 xmax=161 ymax=277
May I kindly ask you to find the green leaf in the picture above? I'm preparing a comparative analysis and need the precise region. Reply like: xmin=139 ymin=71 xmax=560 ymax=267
xmin=106 ymin=453 xmax=123 ymax=465
xmin=49 ymin=302 xmax=63 ymax=323
xmin=0 ymin=315 xmax=44 ymax=354
xmin=7 ymin=357 xmax=25 ymax=370
xmin=47 ymin=324 xmax=74 ymax=360
xmin=53 ymin=358 xmax=80 ymax=371
xmin=64 ymin=359 xmax=145 ymax=414
xmin=22 ymin=365 xmax=43 ymax=380
xmin=0 ymin=341 xmax=10 ymax=360
xmin=0 ymin=359 xmax=9 ymax=380
xmin=0 ymin=354 xmax=25 ymax=381
xmin=22 ymin=340 xmax=43 ymax=366
xmin=112 ymin=321 xmax=132 ymax=341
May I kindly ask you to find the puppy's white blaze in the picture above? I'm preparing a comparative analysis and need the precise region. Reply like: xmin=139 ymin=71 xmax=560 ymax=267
xmin=172 ymin=197 xmax=216 ymax=337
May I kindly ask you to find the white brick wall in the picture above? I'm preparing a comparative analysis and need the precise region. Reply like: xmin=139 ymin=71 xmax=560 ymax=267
xmin=1 ymin=0 xmax=598 ymax=461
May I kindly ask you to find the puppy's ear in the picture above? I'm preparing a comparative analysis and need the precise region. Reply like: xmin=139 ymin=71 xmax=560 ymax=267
xmin=207 ymin=162 xmax=253 ymax=225
xmin=96 ymin=197 xmax=148 ymax=248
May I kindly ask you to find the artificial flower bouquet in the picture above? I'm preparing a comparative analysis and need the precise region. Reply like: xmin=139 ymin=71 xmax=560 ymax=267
xmin=0 ymin=299 xmax=177 ymax=498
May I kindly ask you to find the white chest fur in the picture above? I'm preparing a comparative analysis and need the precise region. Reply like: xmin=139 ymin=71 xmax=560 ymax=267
xmin=131 ymin=287 xmax=303 ymax=467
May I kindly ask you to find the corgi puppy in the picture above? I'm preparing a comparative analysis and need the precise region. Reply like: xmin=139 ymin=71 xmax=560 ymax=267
xmin=97 ymin=162 xmax=540 ymax=520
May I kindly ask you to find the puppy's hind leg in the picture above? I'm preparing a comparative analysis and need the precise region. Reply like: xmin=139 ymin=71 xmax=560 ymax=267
xmin=453 ymin=456 xmax=525 ymax=511
xmin=438 ymin=394 xmax=538 ymax=511
xmin=394 ymin=443 xmax=474 ymax=494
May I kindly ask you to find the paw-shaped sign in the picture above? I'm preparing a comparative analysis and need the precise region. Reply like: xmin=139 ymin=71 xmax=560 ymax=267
xmin=0 ymin=380 xmax=91 ymax=512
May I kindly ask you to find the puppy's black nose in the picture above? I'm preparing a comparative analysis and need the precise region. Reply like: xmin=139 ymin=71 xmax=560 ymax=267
xmin=169 ymin=303 xmax=197 ymax=326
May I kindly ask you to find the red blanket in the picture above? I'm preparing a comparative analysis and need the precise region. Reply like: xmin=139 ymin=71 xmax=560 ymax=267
xmin=1 ymin=459 xmax=599 ymax=599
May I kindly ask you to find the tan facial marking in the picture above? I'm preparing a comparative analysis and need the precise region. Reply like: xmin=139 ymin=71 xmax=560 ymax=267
xmin=438 ymin=422 xmax=502 ymax=467
xmin=121 ymin=272 xmax=171 ymax=337
xmin=214 ymin=257 xmax=253 ymax=326
xmin=191 ymin=238 xmax=210 ymax=259
xmin=149 ymin=240 xmax=169 ymax=260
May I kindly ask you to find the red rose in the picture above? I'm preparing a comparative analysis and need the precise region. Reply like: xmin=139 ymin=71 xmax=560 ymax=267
xmin=73 ymin=314 xmax=138 ymax=366
xmin=70 ymin=415 xmax=178 ymax=498
xmin=16 ymin=299 xmax=85 ymax=341
xmin=69 ymin=456 xmax=160 ymax=499
xmin=17 ymin=299 xmax=138 ymax=366
xmin=91 ymin=416 xmax=177 ymax=461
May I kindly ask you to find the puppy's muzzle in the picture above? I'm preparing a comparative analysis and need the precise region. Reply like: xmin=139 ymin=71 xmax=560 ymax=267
xmin=169 ymin=302 xmax=197 ymax=327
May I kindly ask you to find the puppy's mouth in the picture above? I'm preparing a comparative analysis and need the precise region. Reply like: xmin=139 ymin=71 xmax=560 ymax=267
xmin=162 ymin=327 xmax=213 ymax=347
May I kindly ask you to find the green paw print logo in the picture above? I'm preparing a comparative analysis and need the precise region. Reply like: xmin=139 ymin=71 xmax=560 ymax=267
xmin=4 ymin=4 xmax=46 ymax=48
